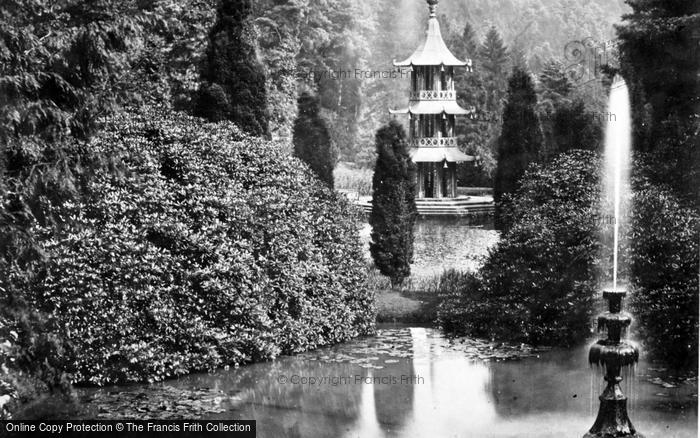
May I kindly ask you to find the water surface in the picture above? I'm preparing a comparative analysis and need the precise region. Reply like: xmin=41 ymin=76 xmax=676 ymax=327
xmin=361 ymin=216 xmax=499 ymax=280
xmin=86 ymin=326 xmax=697 ymax=438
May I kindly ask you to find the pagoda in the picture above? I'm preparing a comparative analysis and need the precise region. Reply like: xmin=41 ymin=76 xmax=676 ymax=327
xmin=391 ymin=0 xmax=475 ymax=199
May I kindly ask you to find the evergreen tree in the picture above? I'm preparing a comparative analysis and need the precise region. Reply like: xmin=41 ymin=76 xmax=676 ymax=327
xmin=196 ymin=0 xmax=270 ymax=138
xmin=494 ymin=68 xmax=543 ymax=230
xmin=551 ymin=98 xmax=603 ymax=156
xmin=449 ymin=22 xmax=493 ymax=186
xmin=254 ymin=0 xmax=307 ymax=140
xmin=616 ymin=0 xmax=700 ymax=206
xmin=537 ymin=60 xmax=574 ymax=160
xmin=451 ymin=22 xmax=481 ymax=110
xmin=539 ymin=60 xmax=573 ymax=98
xmin=293 ymin=92 xmax=335 ymax=188
xmin=449 ymin=21 xmax=478 ymax=62
xmin=478 ymin=26 xmax=509 ymax=113
xmin=369 ymin=121 xmax=417 ymax=286
xmin=479 ymin=26 xmax=509 ymax=77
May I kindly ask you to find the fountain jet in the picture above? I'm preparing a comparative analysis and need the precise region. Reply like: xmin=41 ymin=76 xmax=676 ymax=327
xmin=585 ymin=77 xmax=642 ymax=438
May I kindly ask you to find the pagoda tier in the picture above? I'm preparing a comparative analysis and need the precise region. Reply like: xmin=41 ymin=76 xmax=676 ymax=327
xmin=389 ymin=100 xmax=475 ymax=115
xmin=390 ymin=0 xmax=474 ymax=199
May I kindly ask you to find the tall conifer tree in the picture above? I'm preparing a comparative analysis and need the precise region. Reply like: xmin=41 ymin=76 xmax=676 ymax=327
xmin=478 ymin=26 xmax=509 ymax=121
xmin=369 ymin=121 xmax=417 ymax=286
xmin=293 ymin=92 xmax=335 ymax=188
xmin=196 ymin=0 xmax=270 ymax=138
xmin=494 ymin=68 xmax=543 ymax=230
xmin=479 ymin=26 xmax=509 ymax=77
xmin=450 ymin=22 xmax=492 ymax=186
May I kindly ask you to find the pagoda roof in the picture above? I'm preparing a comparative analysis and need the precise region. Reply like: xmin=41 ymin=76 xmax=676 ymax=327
xmin=394 ymin=16 xmax=470 ymax=67
xmin=389 ymin=100 xmax=475 ymax=115
xmin=410 ymin=147 xmax=475 ymax=163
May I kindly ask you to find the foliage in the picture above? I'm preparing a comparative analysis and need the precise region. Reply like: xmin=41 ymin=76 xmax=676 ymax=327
xmin=628 ymin=181 xmax=699 ymax=368
xmin=0 ymin=0 xmax=164 ymax=406
xmin=334 ymin=163 xmax=373 ymax=197
xmin=448 ymin=22 xmax=494 ymax=187
xmin=479 ymin=27 xmax=509 ymax=84
xmin=476 ymin=26 xmax=510 ymax=126
xmin=439 ymin=151 xmax=601 ymax=346
xmin=616 ymin=0 xmax=700 ymax=205
xmin=10 ymin=108 xmax=373 ymax=385
xmin=293 ymin=92 xmax=335 ymax=188
xmin=494 ymin=67 xmax=543 ymax=230
xmin=195 ymin=0 xmax=270 ymax=138
xmin=537 ymin=60 xmax=572 ymax=161
xmin=252 ymin=0 xmax=306 ymax=140
xmin=134 ymin=0 xmax=217 ymax=109
xmin=298 ymin=0 xmax=370 ymax=160
xmin=294 ymin=0 xmax=630 ymax=170
xmin=369 ymin=121 xmax=417 ymax=286
xmin=551 ymin=98 xmax=602 ymax=156
xmin=240 ymin=0 xmax=632 ymax=165
xmin=435 ymin=270 xmax=484 ymax=334
xmin=539 ymin=60 xmax=573 ymax=98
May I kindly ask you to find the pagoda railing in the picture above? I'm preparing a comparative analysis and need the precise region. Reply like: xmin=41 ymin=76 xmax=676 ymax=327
xmin=409 ymin=90 xmax=456 ymax=101
xmin=410 ymin=137 xmax=458 ymax=147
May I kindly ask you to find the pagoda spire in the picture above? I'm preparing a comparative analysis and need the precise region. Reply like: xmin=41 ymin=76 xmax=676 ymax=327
xmin=394 ymin=0 xmax=470 ymax=68
xmin=428 ymin=0 xmax=439 ymax=18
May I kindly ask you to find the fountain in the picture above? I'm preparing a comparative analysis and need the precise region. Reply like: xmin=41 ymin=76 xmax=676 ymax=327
xmin=584 ymin=76 xmax=642 ymax=438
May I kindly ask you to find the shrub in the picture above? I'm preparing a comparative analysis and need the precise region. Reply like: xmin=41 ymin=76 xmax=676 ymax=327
xmin=439 ymin=151 xmax=600 ymax=346
xmin=629 ymin=183 xmax=699 ymax=368
xmin=435 ymin=270 xmax=484 ymax=334
xmin=21 ymin=107 xmax=373 ymax=385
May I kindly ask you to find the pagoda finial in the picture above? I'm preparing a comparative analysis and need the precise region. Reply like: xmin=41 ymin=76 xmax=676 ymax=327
xmin=427 ymin=0 xmax=439 ymax=18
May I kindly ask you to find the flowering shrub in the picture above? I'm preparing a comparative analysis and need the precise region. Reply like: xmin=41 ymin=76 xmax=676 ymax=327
xmin=26 ymin=107 xmax=373 ymax=385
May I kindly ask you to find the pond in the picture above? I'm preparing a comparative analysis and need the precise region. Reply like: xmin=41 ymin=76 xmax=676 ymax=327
xmin=79 ymin=216 xmax=696 ymax=437
xmin=84 ymin=325 xmax=697 ymax=438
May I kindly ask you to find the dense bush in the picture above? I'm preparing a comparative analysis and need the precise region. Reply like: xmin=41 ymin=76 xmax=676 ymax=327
xmin=439 ymin=151 xmax=600 ymax=346
xmin=629 ymin=182 xmax=699 ymax=368
xmin=19 ymin=107 xmax=373 ymax=385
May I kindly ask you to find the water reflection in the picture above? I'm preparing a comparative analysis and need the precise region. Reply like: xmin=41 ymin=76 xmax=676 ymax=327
xmin=94 ymin=327 xmax=696 ymax=438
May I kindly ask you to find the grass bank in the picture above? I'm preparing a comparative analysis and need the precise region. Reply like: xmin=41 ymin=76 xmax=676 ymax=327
xmin=367 ymin=268 xmax=443 ymax=324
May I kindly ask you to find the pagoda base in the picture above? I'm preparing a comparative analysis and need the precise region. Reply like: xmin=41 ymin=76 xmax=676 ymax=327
xmin=414 ymin=195 xmax=494 ymax=216
xmin=356 ymin=195 xmax=494 ymax=217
